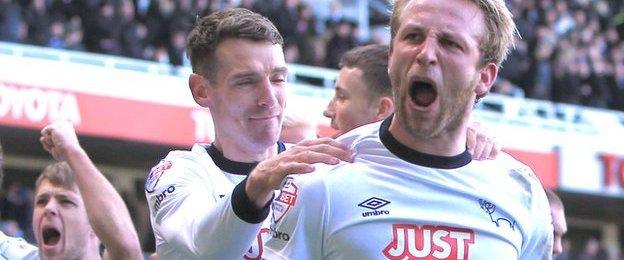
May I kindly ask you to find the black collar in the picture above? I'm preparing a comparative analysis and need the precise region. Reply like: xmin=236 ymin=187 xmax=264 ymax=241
xmin=205 ymin=142 xmax=286 ymax=175
xmin=379 ymin=115 xmax=471 ymax=169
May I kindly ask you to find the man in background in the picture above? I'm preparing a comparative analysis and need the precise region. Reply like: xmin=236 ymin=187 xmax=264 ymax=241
xmin=36 ymin=121 xmax=142 ymax=260
xmin=545 ymin=188 xmax=568 ymax=256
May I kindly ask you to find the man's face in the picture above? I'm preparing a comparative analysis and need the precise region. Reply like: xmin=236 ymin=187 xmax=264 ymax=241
xmin=33 ymin=180 xmax=93 ymax=260
xmin=388 ymin=0 xmax=495 ymax=139
xmin=323 ymin=67 xmax=381 ymax=135
xmin=206 ymin=39 xmax=287 ymax=152
xmin=551 ymin=205 xmax=567 ymax=255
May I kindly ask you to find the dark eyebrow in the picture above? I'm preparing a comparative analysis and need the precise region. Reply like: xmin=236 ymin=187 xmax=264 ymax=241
xmin=334 ymin=86 xmax=348 ymax=96
xmin=231 ymin=71 xmax=259 ymax=80
xmin=402 ymin=23 xmax=425 ymax=33
xmin=35 ymin=193 xmax=50 ymax=200
xmin=56 ymin=194 xmax=74 ymax=201
xmin=273 ymin=66 xmax=288 ymax=75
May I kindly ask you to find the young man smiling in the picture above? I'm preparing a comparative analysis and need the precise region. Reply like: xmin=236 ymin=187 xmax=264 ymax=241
xmin=146 ymin=8 xmax=350 ymax=259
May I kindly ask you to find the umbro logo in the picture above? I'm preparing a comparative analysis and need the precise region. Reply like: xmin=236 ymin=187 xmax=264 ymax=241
xmin=359 ymin=197 xmax=390 ymax=217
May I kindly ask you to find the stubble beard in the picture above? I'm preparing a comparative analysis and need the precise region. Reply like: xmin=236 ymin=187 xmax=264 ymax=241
xmin=395 ymin=80 xmax=476 ymax=140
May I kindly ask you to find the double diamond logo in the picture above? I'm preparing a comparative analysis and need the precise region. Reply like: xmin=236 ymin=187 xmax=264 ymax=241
xmin=358 ymin=197 xmax=391 ymax=210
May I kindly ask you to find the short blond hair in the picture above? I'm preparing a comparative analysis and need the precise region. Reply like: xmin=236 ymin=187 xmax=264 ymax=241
xmin=390 ymin=0 xmax=518 ymax=67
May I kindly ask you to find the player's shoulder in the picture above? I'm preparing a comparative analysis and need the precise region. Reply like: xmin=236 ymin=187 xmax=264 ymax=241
xmin=476 ymin=152 xmax=549 ymax=210
xmin=145 ymin=144 xmax=212 ymax=193
xmin=0 ymin=231 xmax=38 ymax=259
xmin=494 ymin=152 xmax=541 ymax=182
xmin=288 ymin=161 xmax=371 ymax=195
xmin=336 ymin=121 xmax=382 ymax=148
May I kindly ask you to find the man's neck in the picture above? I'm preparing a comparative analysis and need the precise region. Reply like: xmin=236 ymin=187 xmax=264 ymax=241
xmin=387 ymin=117 xmax=467 ymax=157
xmin=212 ymin=139 xmax=277 ymax=163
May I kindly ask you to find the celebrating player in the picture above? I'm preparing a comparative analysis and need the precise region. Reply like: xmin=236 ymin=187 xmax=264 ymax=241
xmin=324 ymin=44 xmax=499 ymax=159
xmin=261 ymin=0 xmax=553 ymax=258
xmin=145 ymin=8 xmax=351 ymax=259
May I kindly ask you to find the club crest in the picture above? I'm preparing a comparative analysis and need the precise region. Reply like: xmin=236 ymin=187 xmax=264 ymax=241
xmin=145 ymin=161 xmax=172 ymax=193
xmin=271 ymin=177 xmax=298 ymax=224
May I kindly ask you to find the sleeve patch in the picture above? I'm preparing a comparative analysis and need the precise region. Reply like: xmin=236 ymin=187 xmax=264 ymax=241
xmin=145 ymin=161 xmax=173 ymax=193
xmin=271 ymin=177 xmax=299 ymax=224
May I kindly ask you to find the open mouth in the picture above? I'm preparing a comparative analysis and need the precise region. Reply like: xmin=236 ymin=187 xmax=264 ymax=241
xmin=410 ymin=81 xmax=437 ymax=107
xmin=42 ymin=227 xmax=61 ymax=246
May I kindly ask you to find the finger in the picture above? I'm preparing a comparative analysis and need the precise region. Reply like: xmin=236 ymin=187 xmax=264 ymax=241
xmin=264 ymin=162 xmax=315 ymax=190
xmin=275 ymin=162 xmax=316 ymax=175
xmin=466 ymin=128 xmax=476 ymax=155
xmin=479 ymin=141 xmax=494 ymax=161
xmin=471 ymin=137 xmax=486 ymax=161
xmin=488 ymin=141 xmax=500 ymax=160
xmin=39 ymin=136 xmax=53 ymax=151
xmin=297 ymin=137 xmax=349 ymax=150
xmin=302 ymin=143 xmax=352 ymax=162
xmin=291 ymin=150 xmax=342 ymax=166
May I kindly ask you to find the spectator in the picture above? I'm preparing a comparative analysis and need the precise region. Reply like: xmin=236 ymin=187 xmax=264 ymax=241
xmin=0 ymin=0 xmax=23 ymax=42
xmin=324 ymin=20 xmax=356 ymax=68
xmin=5 ymin=0 xmax=624 ymax=112
xmin=23 ymin=0 xmax=52 ymax=46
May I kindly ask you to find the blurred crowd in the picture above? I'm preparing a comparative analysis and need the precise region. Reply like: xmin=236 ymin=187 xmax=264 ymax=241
xmin=0 ymin=0 xmax=385 ymax=68
xmin=1 ymin=0 xmax=624 ymax=110
xmin=497 ymin=0 xmax=624 ymax=111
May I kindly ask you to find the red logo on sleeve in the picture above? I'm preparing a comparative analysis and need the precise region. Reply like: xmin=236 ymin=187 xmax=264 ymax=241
xmin=271 ymin=177 xmax=298 ymax=223
xmin=145 ymin=161 xmax=173 ymax=193
xmin=383 ymin=224 xmax=475 ymax=260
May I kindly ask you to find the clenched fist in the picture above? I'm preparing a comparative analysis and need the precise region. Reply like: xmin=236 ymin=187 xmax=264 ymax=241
xmin=40 ymin=121 xmax=82 ymax=162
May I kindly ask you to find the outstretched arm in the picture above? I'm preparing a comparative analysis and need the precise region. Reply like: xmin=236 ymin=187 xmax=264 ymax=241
xmin=40 ymin=121 xmax=142 ymax=260
xmin=245 ymin=138 xmax=352 ymax=209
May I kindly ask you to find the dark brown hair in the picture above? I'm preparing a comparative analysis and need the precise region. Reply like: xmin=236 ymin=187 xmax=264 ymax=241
xmin=339 ymin=44 xmax=392 ymax=100
xmin=186 ymin=8 xmax=283 ymax=82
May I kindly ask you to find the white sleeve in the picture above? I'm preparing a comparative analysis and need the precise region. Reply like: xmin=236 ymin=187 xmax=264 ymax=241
xmin=0 ymin=232 xmax=38 ymax=260
xmin=146 ymin=158 xmax=271 ymax=259
xmin=517 ymin=167 xmax=554 ymax=260
xmin=264 ymin=175 xmax=328 ymax=260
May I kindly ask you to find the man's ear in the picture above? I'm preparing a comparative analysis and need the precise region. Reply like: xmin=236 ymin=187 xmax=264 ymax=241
xmin=475 ymin=62 xmax=498 ymax=100
xmin=189 ymin=73 xmax=211 ymax=107
xmin=375 ymin=96 xmax=394 ymax=121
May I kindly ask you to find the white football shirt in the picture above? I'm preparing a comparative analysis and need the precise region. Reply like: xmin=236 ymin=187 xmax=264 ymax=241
xmin=146 ymin=142 xmax=285 ymax=259
xmin=264 ymin=117 xmax=553 ymax=260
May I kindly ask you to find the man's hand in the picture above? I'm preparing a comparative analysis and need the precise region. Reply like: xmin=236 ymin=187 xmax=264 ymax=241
xmin=40 ymin=121 xmax=82 ymax=162
xmin=466 ymin=121 xmax=500 ymax=161
xmin=245 ymin=138 xmax=352 ymax=208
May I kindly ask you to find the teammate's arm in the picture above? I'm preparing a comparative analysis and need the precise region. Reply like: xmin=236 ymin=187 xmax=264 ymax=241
xmin=147 ymin=161 xmax=265 ymax=259
xmin=40 ymin=121 xmax=142 ymax=260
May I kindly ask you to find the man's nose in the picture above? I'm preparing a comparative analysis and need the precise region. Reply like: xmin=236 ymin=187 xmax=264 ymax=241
xmin=258 ymin=78 xmax=278 ymax=108
xmin=415 ymin=36 xmax=438 ymax=67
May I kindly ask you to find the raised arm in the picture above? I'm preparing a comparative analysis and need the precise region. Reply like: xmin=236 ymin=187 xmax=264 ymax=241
xmin=40 ymin=121 xmax=142 ymax=260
